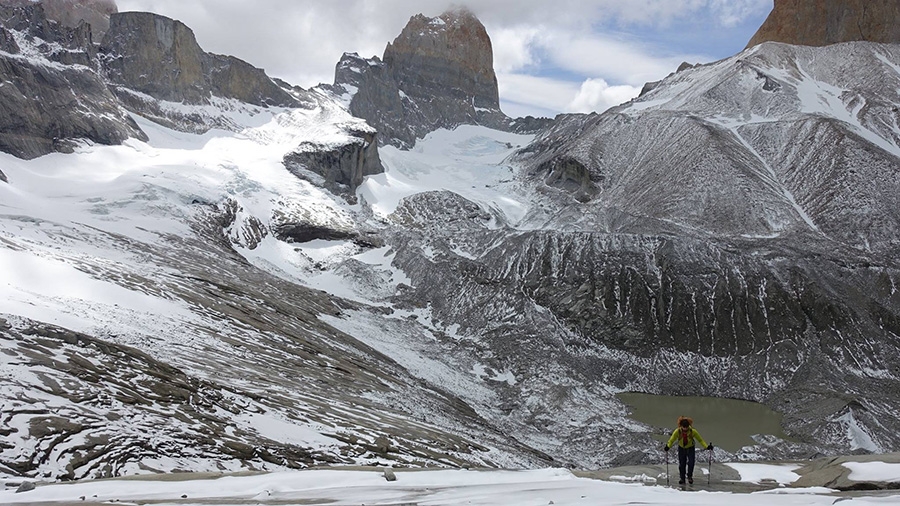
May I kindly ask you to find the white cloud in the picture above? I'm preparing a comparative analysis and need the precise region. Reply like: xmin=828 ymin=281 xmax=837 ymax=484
xmin=540 ymin=30 xmax=697 ymax=86
xmin=709 ymin=0 xmax=772 ymax=27
xmin=490 ymin=26 xmax=542 ymax=74
xmin=567 ymin=78 xmax=641 ymax=113
xmin=498 ymin=73 xmax=580 ymax=117
xmin=497 ymin=73 xmax=641 ymax=118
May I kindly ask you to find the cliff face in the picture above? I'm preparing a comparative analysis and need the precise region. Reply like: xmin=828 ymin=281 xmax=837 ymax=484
xmin=0 ymin=5 xmax=310 ymax=159
xmin=385 ymin=8 xmax=500 ymax=112
xmin=100 ymin=12 xmax=298 ymax=108
xmin=328 ymin=8 xmax=543 ymax=148
xmin=0 ymin=3 xmax=145 ymax=159
xmin=100 ymin=12 xmax=206 ymax=104
xmin=748 ymin=0 xmax=900 ymax=47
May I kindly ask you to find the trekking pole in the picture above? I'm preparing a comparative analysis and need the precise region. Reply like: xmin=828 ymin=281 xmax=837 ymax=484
xmin=707 ymin=447 xmax=712 ymax=486
xmin=665 ymin=447 xmax=669 ymax=486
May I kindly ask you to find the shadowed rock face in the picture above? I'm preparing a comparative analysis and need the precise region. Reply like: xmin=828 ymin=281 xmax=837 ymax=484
xmin=0 ymin=53 xmax=146 ymax=159
xmin=748 ymin=0 xmax=900 ymax=47
xmin=283 ymin=128 xmax=385 ymax=200
xmin=0 ymin=3 xmax=146 ymax=159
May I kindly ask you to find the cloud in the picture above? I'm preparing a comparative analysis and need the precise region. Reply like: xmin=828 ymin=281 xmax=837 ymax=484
xmin=540 ymin=31 xmax=699 ymax=86
xmin=498 ymin=73 xmax=580 ymax=117
xmin=490 ymin=26 xmax=542 ymax=74
xmin=567 ymin=78 xmax=642 ymax=113
xmin=497 ymin=73 xmax=641 ymax=118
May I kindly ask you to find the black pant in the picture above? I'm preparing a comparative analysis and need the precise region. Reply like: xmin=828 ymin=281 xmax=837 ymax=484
xmin=678 ymin=446 xmax=696 ymax=481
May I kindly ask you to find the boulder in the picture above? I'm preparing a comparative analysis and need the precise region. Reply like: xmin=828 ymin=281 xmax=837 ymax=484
xmin=792 ymin=453 xmax=900 ymax=490
xmin=15 ymin=481 xmax=35 ymax=493
xmin=748 ymin=0 xmax=900 ymax=47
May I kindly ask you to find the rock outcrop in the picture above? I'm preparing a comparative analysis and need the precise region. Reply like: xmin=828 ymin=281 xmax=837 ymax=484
xmin=100 ymin=12 xmax=299 ymax=108
xmin=0 ymin=3 xmax=146 ymax=159
xmin=0 ymin=52 xmax=146 ymax=158
xmin=748 ymin=0 xmax=900 ymax=47
xmin=1 ymin=0 xmax=117 ymax=39
xmin=328 ymin=8 xmax=547 ymax=148
xmin=0 ymin=1 xmax=97 ymax=64
xmin=45 ymin=0 xmax=116 ymax=39
xmin=283 ymin=127 xmax=384 ymax=200
xmin=385 ymin=8 xmax=499 ymax=113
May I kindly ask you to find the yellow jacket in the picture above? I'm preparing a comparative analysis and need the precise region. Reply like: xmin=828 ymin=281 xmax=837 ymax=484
xmin=667 ymin=426 xmax=709 ymax=449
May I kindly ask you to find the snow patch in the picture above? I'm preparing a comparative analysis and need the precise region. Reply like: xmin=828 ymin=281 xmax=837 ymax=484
xmin=843 ymin=461 xmax=900 ymax=482
xmin=723 ymin=463 xmax=801 ymax=485
xmin=359 ymin=125 xmax=533 ymax=225
xmin=837 ymin=411 xmax=881 ymax=452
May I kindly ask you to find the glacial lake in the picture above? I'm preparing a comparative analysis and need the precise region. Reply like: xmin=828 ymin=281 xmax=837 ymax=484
xmin=617 ymin=392 xmax=791 ymax=452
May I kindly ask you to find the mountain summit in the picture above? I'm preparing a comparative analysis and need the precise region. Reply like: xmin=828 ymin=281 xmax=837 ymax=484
xmin=386 ymin=7 xmax=500 ymax=113
xmin=327 ymin=8 xmax=540 ymax=148
xmin=748 ymin=0 xmax=900 ymax=47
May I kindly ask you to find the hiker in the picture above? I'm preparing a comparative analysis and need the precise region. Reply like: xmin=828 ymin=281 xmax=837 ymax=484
xmin=664 ymin=416 xmax=713 ymax=485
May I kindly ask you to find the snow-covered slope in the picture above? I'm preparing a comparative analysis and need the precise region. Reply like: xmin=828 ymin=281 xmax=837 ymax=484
xmin=6 ymin=462 xmax=900 ymax=505
xmin=3 ymin=18 xmax=900 ymax=486
xmin=519 ymin=42 xmax=900 ymax=251
xmin=497 ymin=40 xmax=900 ymax=458
xmin=0 ymin=94 xmax=553 ymax=480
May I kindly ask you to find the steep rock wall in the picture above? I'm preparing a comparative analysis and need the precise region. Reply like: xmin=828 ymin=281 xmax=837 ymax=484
xmin=0 ymin=4 xmax=145 ymax=159
xmin=100 ymin=12 xmax=298 ymax=108
xmin=748 ymin=0 xmax=900 ymax=47
xmin=328 ymin=8 xmax=547 ymax=148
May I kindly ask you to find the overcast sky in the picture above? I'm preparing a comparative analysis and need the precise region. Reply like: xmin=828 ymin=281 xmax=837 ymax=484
xmin=115 ymin=0 xmax=774 ymax=118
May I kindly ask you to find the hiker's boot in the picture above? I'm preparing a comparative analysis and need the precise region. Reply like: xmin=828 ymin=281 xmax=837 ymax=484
xmin=688 ymin=477 xmax=694 ymax=484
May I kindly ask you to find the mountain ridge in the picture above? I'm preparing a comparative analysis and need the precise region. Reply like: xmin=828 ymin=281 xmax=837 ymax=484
xmin=1 ymin=0 xmax=900 ymax=485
